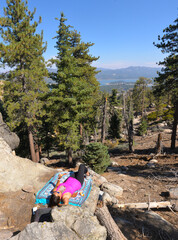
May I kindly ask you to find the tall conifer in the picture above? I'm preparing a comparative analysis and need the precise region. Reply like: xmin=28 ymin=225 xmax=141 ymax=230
xmin=153 ymin=18 xmax=178 ymax=149
xmin=0 ymin=0 xmax=48 ymax=161
xmin=49 ymin=13 xmax=99 ymax=164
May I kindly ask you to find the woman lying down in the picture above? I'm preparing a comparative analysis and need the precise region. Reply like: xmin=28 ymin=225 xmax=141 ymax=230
xmin=49 ymin=164 xmax=89 ymax=207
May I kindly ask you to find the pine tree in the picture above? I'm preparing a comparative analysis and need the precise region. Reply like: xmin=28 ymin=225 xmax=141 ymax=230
xmin=70 ymin=30 xmax=100 ymax=143
xmin=48 ymin=13 xmax=99 ymax=164
xmin=153 ymin=18 xmax=178 ymax=149
xmin=0 ymin=0 xmax=48 ymax=161
xmin=108 ymin=89 xmax=122 ymax=139
xmin=132 ymin=77 xmax=152 ymax=117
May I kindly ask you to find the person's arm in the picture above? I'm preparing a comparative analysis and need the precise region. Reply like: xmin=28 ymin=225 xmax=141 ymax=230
xmin=71 ymin=192 xmax=77 ymax=198
xmin=52 ymin=174 xmax=63 ymax=192
xmin=58 ymin=197 xmax=69 ymax=206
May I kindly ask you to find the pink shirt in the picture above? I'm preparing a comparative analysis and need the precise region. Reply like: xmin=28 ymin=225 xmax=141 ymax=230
xmin=56 ymin=177 xmax=82 ymax=196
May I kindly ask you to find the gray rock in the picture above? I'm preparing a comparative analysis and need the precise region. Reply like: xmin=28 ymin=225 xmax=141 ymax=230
xmin=51 ymin=205 xmax=85 ymax=228
xmin=0 ymin=210 xmax=8 ymax=228
xmin=102 ymin=192 xmax=118 ymax=204
xmin=101 ymin=182 xmax=123 ymax=198
xmin=0 ymin=138 xmax=56 ymax=192
xmin=171 ymin=200 xmax=178 ymax=211
xmin=51 ymin=205 xmax=106 ymax=240
xmin=111 ymin=161 xmax=118 ymax=167
xmin=149 ymin=159 xmax=158 ymax=163
xmin=72 ymin=215 xmax=107 ymax=240
xmin=40 ymin=158 xmax=50 ymax=165
xmin=89 ymin=169 xmax=108 ymax=186
xmin=169 ymin=188 xmax=178 ymax=199
xmin=13 ymin=184 xmax=106 ymax=240
xmin=50 ymin=184 xmax=106 ymax=240
xmin=0 ymin=113 xmax=20 ymax=150
xmin=0 ymin=229 xmax=13 ymax=240
xmin=146 ymin=162 xmax=156 ymax=168
xmin=10 ymin=222 xmax=80 ymax=240
xmin=52 ymin=185 xmax=100 ymax=224
xmin=81 ymin=184 xmax=100 ymax=214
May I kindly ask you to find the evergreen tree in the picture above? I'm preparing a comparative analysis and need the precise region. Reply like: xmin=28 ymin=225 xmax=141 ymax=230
xmin=0 ymin=0 xmax=48 ymax=161
xmin=83 ymin=142 xmax=111 ymax=173
xmin=48 ymin=13 xmax=99 ymax=164
xmin=123 ymin=90 xmax=134 ymax=152
xmin=70 ymin=30 xmax=100 ymax=144
xmin=132 ymin=77 xmax=151 ymax=117
xmin=153 ymin=17 xmax=178 ymax=149
xmin=108 ymin=89 xmax=122 ymax=139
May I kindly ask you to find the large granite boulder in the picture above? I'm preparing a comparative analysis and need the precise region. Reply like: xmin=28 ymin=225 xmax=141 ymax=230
xmin=0 ymin=138 xmax=56 ymax=193
xmin=11 ymin=185 xmax=107 ymax=240
xmin=11 ymin=222 xmax=80 ymax=240
xmin=100 ymin=181 xmax=123 ymax=198
xmin=0 ymin=113 xmax=20 ymax=150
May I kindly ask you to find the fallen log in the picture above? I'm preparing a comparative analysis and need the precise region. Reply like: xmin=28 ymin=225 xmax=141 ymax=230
xmin=95 ymin=203 xmax=127 ymax=240
xmin=114 ymin=201 xmax=171 ymax=210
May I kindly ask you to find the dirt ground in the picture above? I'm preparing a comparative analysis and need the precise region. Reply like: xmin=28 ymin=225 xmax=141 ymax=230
xmin=101 ymin=131 xmax=178 ymax=239
xmin=0 ymin=130 xmax=178 ymax=239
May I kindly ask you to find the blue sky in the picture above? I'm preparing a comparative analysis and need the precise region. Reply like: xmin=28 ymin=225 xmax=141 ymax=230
xmin=0 ymin=0 xmax=177 ymax=69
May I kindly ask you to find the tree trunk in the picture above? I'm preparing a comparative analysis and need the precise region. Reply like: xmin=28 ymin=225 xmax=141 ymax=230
xmin=35 ymin=144 xmax=40 ymax=162
xmin=28 ymin=126 xmax=37 ymax=162
xmin=128 ymin=119 xmax=133 ymax=152
xmin=101 ymin=97 xmax=107 ymax=144
xmin=79 ymin=123 xmax=83 ymax=137
xmin=67 ymin=147 xmax=73 ymax=166
xmin=114 ymin=201 xmax=171 ymax=209
xmin=122 ymin=93 xmax=127 ymax=138
xmin=171 ymin=100 xmax=178 ymax=149
xmin=94 ymin=128 xmax=97 ymax=142
xmin=95 ymin=204 xmax=127 ymax=240
xmin=156 ymin=133 xmax=162 ymax=154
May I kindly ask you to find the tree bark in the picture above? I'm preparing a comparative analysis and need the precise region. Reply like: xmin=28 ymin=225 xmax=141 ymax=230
xmin=67 ymin=147 xmax=73 ymax=166
xmin=28 ymin=126 xmax=37 ymax=162
xmin=171 ymin=100 xmax=178 ymax=149
xmin=35 ymin=144 xmax=40 ymax=162
xmin=79 ymin=123 xmax=83 ymax=137
xmin=114 ymin=201 xmax=171 ymax=209
xmin=128 ymin=119 xmax=133 ymax=152
xmin=156 ymin=133 xmax=162 ymax=154
xmin=101 ymin=97 xmax=107 ymax=144
xmin=95 ymin=204 xmax=127 ymax=240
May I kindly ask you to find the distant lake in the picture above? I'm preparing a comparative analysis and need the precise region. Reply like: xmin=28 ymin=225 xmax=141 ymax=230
xmin=98 ymin=79 xmax=137 ymax=86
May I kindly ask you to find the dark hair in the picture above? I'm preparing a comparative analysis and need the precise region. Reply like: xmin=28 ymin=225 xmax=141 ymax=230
xmin=49 ymin=193 xmax=60 ymax=207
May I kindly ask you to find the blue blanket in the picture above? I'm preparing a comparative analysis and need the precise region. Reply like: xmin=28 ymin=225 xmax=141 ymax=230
xmin=35 ymin=171 xmax=92 ymax=207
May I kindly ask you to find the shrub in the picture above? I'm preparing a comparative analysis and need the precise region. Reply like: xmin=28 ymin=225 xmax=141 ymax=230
xmin=162 ymin=109 xmax=174 ymax=122
xmin=147 ymin=112 xmax=157 ymax=122
xmin=83 ymin=142 xmax=111 ymax=174
xmin=104 ymin=139 xmax=119 ymax=149
xmin=138 ymin=118 xmax=148 ymax=136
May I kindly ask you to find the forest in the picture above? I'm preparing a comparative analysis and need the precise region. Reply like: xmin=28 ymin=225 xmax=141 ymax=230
xmin=0 ymin=0 xmax=177 ymax=170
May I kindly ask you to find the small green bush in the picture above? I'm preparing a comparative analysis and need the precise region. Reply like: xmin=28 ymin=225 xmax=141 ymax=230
xmin=147 ymin=112 xmax=157 ymax=122
xmin=138 ymin=118 xmax=148 ymax=136
xmin=83 ymin=142 xmax=111 ymax=174
xmin=162 ymin=109 xmax=174 ymax=122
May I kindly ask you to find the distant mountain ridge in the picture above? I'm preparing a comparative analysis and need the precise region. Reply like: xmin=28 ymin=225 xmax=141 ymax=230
xmin=96 ymin=66 xmax=161 ymax=80
xmin=1 ymin=66 xmax=161 ymax=81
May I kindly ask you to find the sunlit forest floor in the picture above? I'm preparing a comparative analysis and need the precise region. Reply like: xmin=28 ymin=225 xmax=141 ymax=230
xmin=102 ymin=131 xmax=178 ymax=239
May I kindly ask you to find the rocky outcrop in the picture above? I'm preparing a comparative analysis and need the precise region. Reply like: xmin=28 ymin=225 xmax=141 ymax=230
xmin=11 ymin=185 xmax=107 ymax=240
xmin=11 ymin=222 xmax=81 ymax=240
xmin=0 ymin=113 xmax=20 ymax=150
xmin=100 ymin=181 xmax=123 ymax=198
xmin=0 ymin=138 xmax=57 ymax=193
xmin=0 ymin=137 xmax=124 ymax=239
